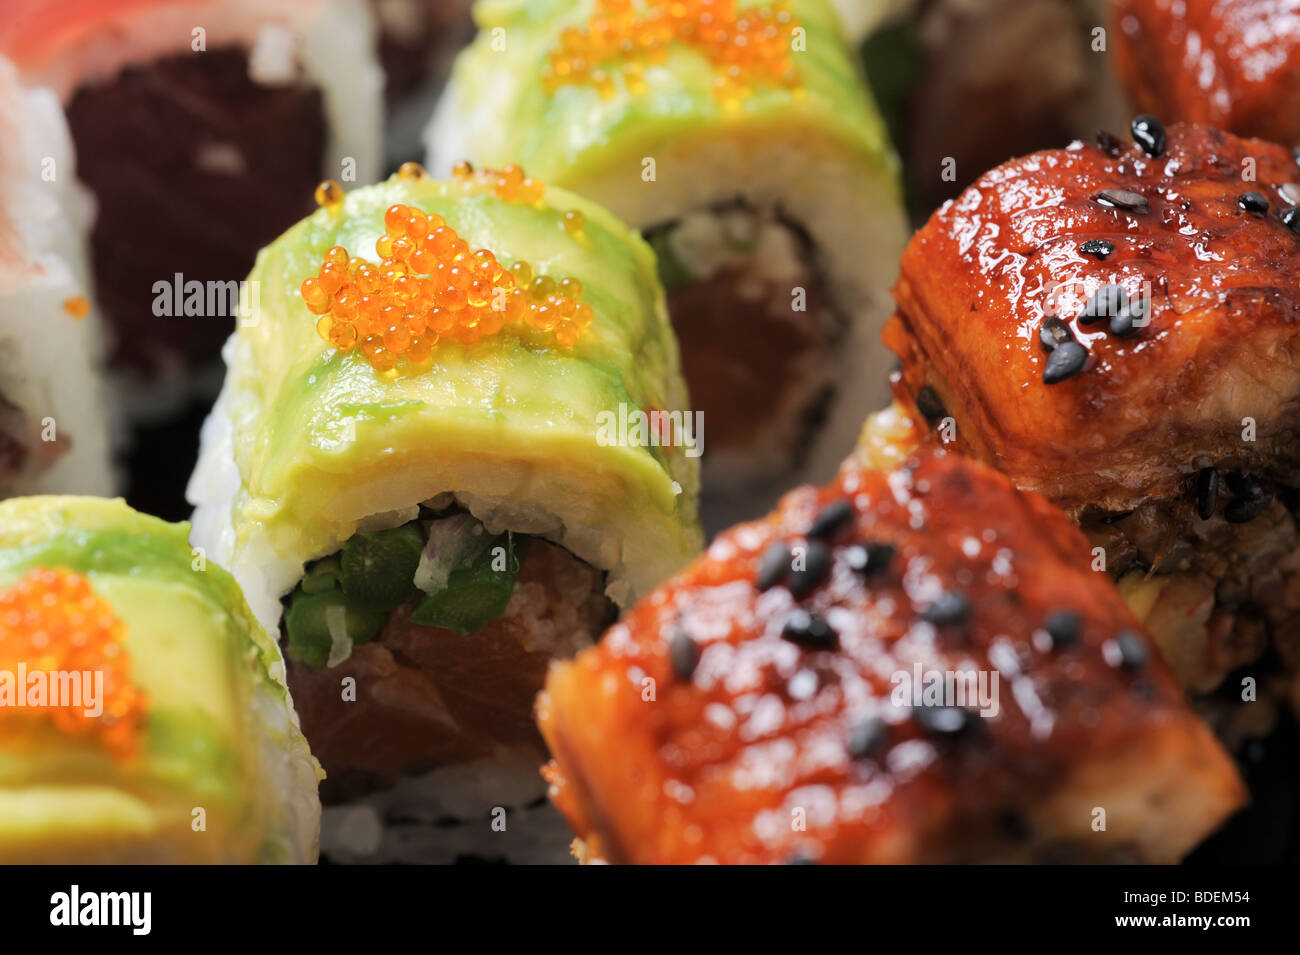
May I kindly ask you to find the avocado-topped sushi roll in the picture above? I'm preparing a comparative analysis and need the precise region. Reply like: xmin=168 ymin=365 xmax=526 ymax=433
xmin=188 ymin=165 xmax=701 ymax=862
xmin=0 ymin=496 xmax=319 ymax=863
xmin=428 ymin=0 xmax=908 ymax=530
xmin=0 ymin=0 xmax=383 ymax=399
xmin=0 ymin=56 xmax=114 ymax=500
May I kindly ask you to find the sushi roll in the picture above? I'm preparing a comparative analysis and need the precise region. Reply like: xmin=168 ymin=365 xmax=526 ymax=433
xmin=427 ymin=0 xmax=909 ymax=530
xmin=0 ymin=496 xmax=319 ymax=863
xmin=187 ymin=166 xmax=701 ymax=862
xmin=1113 ymin=0 xmax=1300 ymax=146
xmin=884 ymin=121 xmax=1300 ymax=742
xmin=0 ymin=56 xmax=114 ymax=499
xmin=0 ymin=0 xmax=383 ymax=405
xmin=538 ymin=445 xmax=1245 ymax=863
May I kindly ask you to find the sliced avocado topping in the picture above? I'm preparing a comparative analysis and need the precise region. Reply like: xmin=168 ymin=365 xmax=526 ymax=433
xmin=411 ymin=533 xmax=531 ymax=635
xmin=340 ymin=525 xmax=423 ymax=612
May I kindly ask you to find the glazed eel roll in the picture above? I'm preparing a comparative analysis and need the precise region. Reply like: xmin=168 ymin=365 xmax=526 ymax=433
xmin=0 ymin=56 xmax=114 ymax=500
xmin=0 ymin=0 xmax=383 ymax=396
xmin=188 ymin=166 xmax=701 ymax=862
xmin=0 ymin=497 xmax=319 ymax=863
xmin=539 ymin=446 xmax=1244 ymax=863
xmin=428 ymin=0 xmax=908 ymax=528
xmin=886 ymin=120 xmax=1300 ymax=741
xmin=1113 ymin=0 xmax=1300 ymax=146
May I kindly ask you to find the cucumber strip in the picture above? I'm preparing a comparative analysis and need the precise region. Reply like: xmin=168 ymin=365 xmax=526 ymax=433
xmin=285 ymin=589 xmax=384 ymax=668
xmin=340 ymin=524 xmax=424 ymax=612
xmin=410 ymin=534 xmax=532 ymax=635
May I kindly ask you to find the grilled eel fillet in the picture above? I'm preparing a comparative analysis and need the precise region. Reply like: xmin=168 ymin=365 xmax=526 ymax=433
xmin=538 ymin=448 xmax=1244 ymax=863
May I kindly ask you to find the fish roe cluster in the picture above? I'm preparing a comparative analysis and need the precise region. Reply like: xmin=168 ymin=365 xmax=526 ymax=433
xmin=300 ymin=203 xmax=595 ymax=371
xmin=543 ymin=0 xmax=800 ymax=99
xmin=0 ymin=567 xmax=146 ymax=758
xmin=452 ymin=161 xmax=545 ymax=204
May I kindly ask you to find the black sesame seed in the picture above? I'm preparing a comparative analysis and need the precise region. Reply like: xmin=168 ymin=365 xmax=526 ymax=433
xmin=846 ymin=715 xmax=886 ymax=758
xmin=1039 ymin=316 xmax=1073 ymax=351
xmin=915 ymin=386 xmax=946 ymax=422
xmin=808 ymin=499 xmax=854 ymax=540
xmin=1078 ymin=238 xmax=1115 ymax=260
xmin=1195 ymin=467 xmax=1219 ymax=520
xmin=1096 ymin=130 xmax=1123 ymax=157
xmin=922 ymin=590 xmax=971 ymax=625
xmin=1044 ymin=609 xmax=1082 ymax=648
xmin=669 ymin=629 xmax=700 ymax=681
xmin=756 ymin=541 xmax=790 ymax=591
xmin=1282 ymin=207 xmax=1300 ymax=234
xmin=1239 ymin=191 xmax=1269 ymax=215
xmin=1109 ymin=296 xmax=1146 ymax=337
xmin=1225 ymin=488 xmax=1272 ymax=523
xmin=781 ymin=609 xmax=838 ymax=649
xmin=1113 ymin=630 xmax=1149 ymax=669
xmin=1095 ymin=189 xmax=1149 ymax=213
xmin=844 ymin=541 xmax=895 ymax=577
xmin=915 ymin=705 xmax=976 ymax=735
xmin=788 ymin=540 xmax=831 ymax=597
xmin=1130 ymin=114 xmax=1166 ymax=157
xmin=1043 ymin=341 xmax=1089 ymax=384
xmin=1078 ymin=284 xmax=1127 ymax=324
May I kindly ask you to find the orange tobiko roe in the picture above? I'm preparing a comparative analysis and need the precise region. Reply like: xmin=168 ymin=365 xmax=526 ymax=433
xmin=0 ymin=567 xmax=146 ymax=758
xmin=543 ymin=0 xmax=801 ymax=98
xmin=302 ymin=185 xmax=594 ymax=372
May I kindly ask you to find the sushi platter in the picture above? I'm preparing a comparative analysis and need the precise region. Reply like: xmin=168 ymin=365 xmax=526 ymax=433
xmin=0 ymin=0 xmax=1295 ymax=886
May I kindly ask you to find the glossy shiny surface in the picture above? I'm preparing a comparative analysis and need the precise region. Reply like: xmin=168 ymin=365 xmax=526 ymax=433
xmin=886 ymin=124 xmax=1300 ymax=512
xmin=538 ymin=449 xmax=1244 ymax=863
xmin=1114 ymin=0 xmax=1300 ymax=144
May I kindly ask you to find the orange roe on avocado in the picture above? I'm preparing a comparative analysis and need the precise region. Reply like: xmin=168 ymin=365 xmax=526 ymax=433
xmin=544 ymin=0 xmax=801 ymax=100
xmin=0 ymin=568 xmax=145 ymax=758
xmin=302 ymin=189 xmax=594 ymax=371
xmin=451 ymin=161 xmax=545 ymax=204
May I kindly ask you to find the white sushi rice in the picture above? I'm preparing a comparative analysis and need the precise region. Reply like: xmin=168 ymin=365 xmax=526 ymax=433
xmin=0 ymin=57 xmax=115 ymax=497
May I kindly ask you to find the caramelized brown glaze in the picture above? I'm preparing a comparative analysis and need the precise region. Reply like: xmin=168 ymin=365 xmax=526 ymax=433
xmin=538 ymin=449 xmax=1244 ymax=864
xmin=1114 ymin=0 xmax=1300 ymax=145
xmin=886 ymin=123 xmax=1300 ymax=513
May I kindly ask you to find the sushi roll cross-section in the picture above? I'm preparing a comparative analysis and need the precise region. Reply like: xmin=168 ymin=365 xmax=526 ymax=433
xmin=538 ymin=446 xmax=1245 ymax=863
xmin=0 ymin=0 xmax=383 ymax=391
xmin=885 ymin=120 xmax=1300 ymax=737
xmin=0 ymin=496 xmax=320 ymax=864
xmin=429 ymin=0 xmax=909 ymax=528
xmin=0 ymin=55 xmax=114 ymax=500
xmin=188 ymin=166 xmax=701 ymax=861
